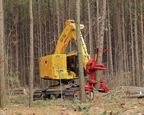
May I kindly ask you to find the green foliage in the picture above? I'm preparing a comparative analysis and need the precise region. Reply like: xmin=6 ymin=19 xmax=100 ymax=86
xmin=36 ymin=100 xmax=52 ymax=106
xmin=107 ymin=71 xmax=131 ymax=90
xmin=8 ymin=76 xmax=19 ymax=85
xmin=69 ymin=98 xmax=94 ymax=115
xmin=100 ymin=110 xmax=107 ymax=115
xmin=8 ymin=72 xmax=20 ymax=88
xmin=10 ymin=94 xmax=28 ymax=105
xmin=15 ymin=112 xmax=22 ymax=115
xmin=13 ymin=0 xmax=28 ymax=6
xmin=104 ymin=88 xmax=123 ymax=104
xmin=101 ymin=110 xmax=121 ymax=115
xmin=103 ymin=88 xmax=124 ymax=114
xmin=50 ymin=94 xmax=59 ymax=100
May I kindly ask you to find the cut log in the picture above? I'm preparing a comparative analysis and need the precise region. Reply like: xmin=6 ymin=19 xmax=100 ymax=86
xmin=120 ymin=86 xmax=144 ymax=98
xmin=122 ymin=94 xmax=144 ymax=98
xmin=7 ymin=89 xmax=26 ymax=95
xmin=120 ymin=86 xmax=144 ymax=95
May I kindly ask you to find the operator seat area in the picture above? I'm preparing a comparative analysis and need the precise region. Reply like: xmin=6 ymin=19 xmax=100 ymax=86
xmin=67 ymin=54 xmax=87 ymax=77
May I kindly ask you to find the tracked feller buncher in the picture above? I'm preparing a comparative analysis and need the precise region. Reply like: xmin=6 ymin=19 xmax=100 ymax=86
xmin=33 ymin=20 xmax=109 ymax=100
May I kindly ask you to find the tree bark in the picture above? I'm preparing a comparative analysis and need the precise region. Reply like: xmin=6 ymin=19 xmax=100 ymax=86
xmin=129 ymin=0 xmax=135 ymax=85
xmin=96 ymin=0 xmax=107 ymax=82
xmin=56 ymin=0 xmax=60 ymax=36
xmin=87 ymin=0 xmax=94 ymax=58
xmin=134 ymin=0 xmax=140 ymax=86
xmin=121 ymin=0 xmax=126 ymax=72
xmin=140 ymin=0 xmax=144 ymax=86
xmin=29 ymin=0 xmax=34 ymax=107
xmin=96 ymin=0 xmax=100 ymax=47
xmin=117 ymin=1 xmax=123 ymax=74
xmin=76 ymin=0 xmax=85 ymax=102
xmin=107 ymin=2 xmax=113 ymax=79
xmin=0 ymin=0 xmax=5 ymax=108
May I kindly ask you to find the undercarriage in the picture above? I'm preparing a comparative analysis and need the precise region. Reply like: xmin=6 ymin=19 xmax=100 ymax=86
xmin=33 ymin=83 xmax=81 ymax=100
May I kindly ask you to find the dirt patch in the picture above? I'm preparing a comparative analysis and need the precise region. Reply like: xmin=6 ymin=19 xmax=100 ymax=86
xmin=0 ymin=105 xmax=82 ymax=115
xmin=1 ymin=90 xmax=144 ymax=115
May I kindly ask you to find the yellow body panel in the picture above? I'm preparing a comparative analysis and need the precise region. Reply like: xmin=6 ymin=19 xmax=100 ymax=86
xmin=40 ymin=20 xmax=90 ymax=81
xmin=40 ymin=54 xmax=76 ymax=80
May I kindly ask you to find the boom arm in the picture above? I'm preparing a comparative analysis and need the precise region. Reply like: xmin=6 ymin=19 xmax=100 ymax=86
xmin=40 ymin=20 xmax=90 ymax=80
xmin=54 ymin=20 xmax=90 ymax=69
xmin=54 ymin=20 xmax=75 ymax=54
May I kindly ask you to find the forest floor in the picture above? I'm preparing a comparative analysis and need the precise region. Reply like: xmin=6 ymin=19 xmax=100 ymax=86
xmin=0 ymin=88 xmax=144 ymax=115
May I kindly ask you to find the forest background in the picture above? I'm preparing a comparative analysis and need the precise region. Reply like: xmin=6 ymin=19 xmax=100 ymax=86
xmin=2 ymin=0 xmax=144 ymax=92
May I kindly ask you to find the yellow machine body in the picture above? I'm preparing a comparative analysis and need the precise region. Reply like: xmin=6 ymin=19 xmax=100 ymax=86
xmin=40 ymin=54 xmax=76 ymax=80
xmin=40 ymin=20 xmax=90 ymax=80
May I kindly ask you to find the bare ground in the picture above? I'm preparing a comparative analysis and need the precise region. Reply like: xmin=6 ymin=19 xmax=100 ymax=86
xmin=1 ymin=90 xmax=144 ymax=115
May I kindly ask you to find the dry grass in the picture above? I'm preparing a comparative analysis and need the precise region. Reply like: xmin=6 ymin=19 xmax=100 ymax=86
xmin=1 ymin=87 xmax=144 ymax=115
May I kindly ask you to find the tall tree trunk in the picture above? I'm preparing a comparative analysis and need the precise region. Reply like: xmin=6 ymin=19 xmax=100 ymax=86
xmin=68 ymin=0 xmax=72 ymax=52
xmin=96 ymin=0 xmax=100 ymax=47
xmin=140 ymin=0 xmax=144 ymax=86
xmin=29 ymin=0 xmax=34 ymax=107
xmin=129 ymin=0 xmax=135 ymax=85
xmin=25 ymin=24 xmax=29 ymax=87
xmin=37 ymin=0 xmax=43 ymax=88
xmin=134 ymin=0 xmax=140 ymax=86
xmin=14 ymin=5 xmax=19 ymax=83
xmin=121 ymin=0 xmax=126 ymax=72
xmin=112 ymin=1 xmax=118 ymax=74
xmin=76 ymin=0 xmax=85 ymax=102
xmin=22 ymin=23 xmax=26 ymax=86
xmin=87 ymin=0 xmax=94 ymax=58
xmin=117 ymin=1 xmax=123 ymax=74
xmin=0 ymin=0 xmax=5 ymax=108
xmin=107 ymin=2 xmax=113 ymax=79
xmin=56 ymin=0 xmax=60 ymax=36
xmin=96 ymin=0 xmax=107 ymax=82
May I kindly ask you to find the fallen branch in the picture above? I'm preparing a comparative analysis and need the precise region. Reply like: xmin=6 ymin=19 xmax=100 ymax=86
xmin=120 ymin=86 xmax=144 ymax=95
xmin=122 ymin=94 xmax=144 ymax=99
xmin=7 ymin=88 xmax=26 ymax=95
